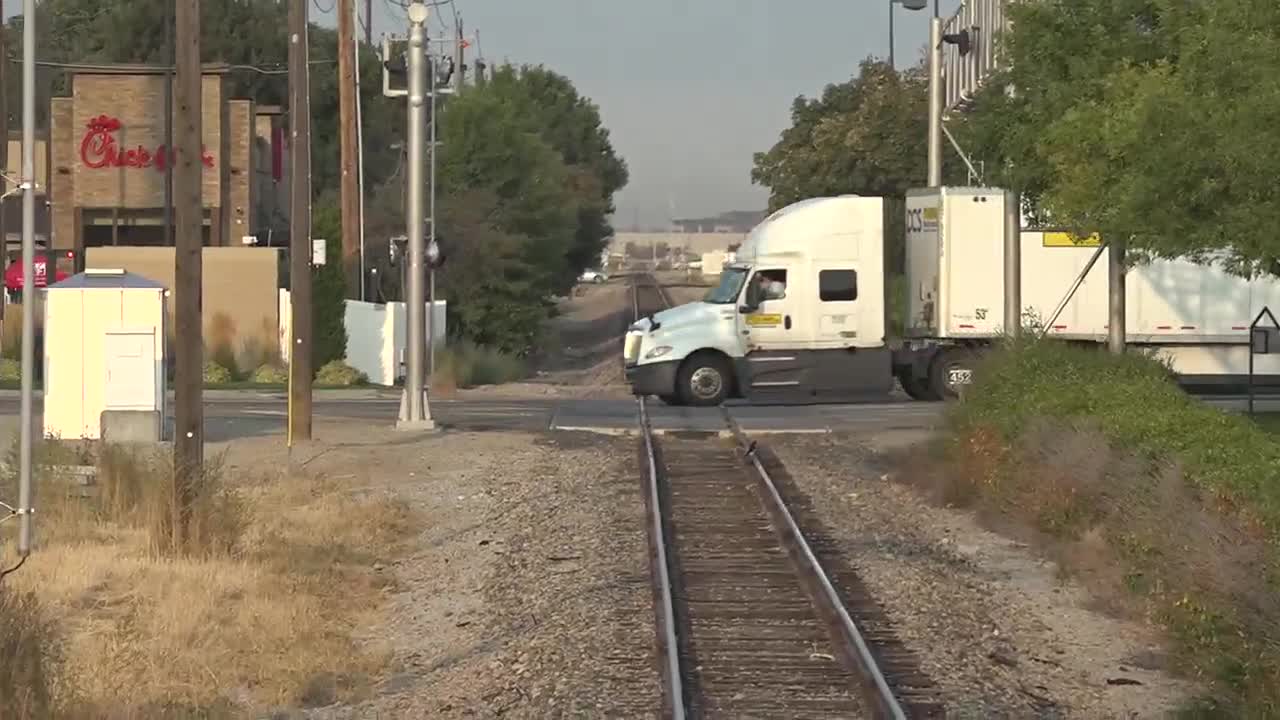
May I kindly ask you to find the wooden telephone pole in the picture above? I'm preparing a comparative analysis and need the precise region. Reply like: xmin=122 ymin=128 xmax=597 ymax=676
xmin=338 ymin=0 xmax=361 ymax=297
xmin=288 ymin=0 xmax=314 ymax=442
xmin=0 ymin=0 xmax=8 ymax=249
xmin=173 ymin=0 xmax=204 ymax=544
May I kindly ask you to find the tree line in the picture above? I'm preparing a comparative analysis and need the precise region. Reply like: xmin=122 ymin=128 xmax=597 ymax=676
xmin=8 ymin=0 xmax=627 ymax=358
xmin=752 ymin=0 xmax=1280 ymax=274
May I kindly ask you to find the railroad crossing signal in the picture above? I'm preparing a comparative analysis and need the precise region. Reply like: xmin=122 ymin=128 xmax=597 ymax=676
xmin=943 ymin=0 xmax=1008 ymax=114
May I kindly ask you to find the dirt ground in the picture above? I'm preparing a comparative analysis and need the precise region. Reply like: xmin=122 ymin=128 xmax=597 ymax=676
xmin=770 ymin=431 xmax=1199 ymax=719
xmin=213 ymin=424 xmax=658 ymax=718
xmin=464 ymin=277 xmax=707 ymax=401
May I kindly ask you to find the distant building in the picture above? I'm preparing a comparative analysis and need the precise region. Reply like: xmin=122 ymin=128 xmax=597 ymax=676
xmin=670 ymin=210 xmax=765 ymax=234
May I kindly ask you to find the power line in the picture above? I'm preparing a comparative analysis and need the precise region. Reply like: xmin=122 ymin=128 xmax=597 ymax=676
xmin=11 ymin=58 xmax=336 ymax=75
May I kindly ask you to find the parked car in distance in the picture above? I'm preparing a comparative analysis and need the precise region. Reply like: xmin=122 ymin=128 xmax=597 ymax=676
xmin=579 ymin=269 xmax=608 ymax=284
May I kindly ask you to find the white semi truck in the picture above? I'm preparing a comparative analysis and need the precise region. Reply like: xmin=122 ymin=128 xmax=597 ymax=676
xmin=623 ymin=188 xmax=1280 ymax=405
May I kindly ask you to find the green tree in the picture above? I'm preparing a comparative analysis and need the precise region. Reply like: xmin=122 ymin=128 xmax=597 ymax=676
xmin=752 ymin=60 xmax=933 ymax=211
xmin=485 ymin=65 xmax=629 ymax=288
xmin=751 ymin=59 xmax=965 ymax=272
xmin=961 ymin=0 xmax=1280 ymax=270
xmin=309 ymin=203 xmax=348 ymax=370
xmin=436 ymin=84 xmax=578 ymax=301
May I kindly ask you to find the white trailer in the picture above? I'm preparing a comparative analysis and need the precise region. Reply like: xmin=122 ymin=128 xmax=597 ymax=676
xmin=902 ymin=187 xmax=1280 ymax=397
xmin=621 ymin=188 xmax=1279 ymax=406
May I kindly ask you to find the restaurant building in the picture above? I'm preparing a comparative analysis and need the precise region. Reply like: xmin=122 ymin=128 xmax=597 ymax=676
xmin=47 ymin=65 xmax=291 ymax=270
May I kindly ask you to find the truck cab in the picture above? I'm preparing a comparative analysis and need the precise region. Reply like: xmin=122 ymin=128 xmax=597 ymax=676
xmin=623 ymin=195 xmax=894 ymax=405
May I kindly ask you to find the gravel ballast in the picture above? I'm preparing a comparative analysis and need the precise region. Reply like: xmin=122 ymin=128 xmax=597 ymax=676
xmin=770 ymin=432 xmax=1197 ymax=719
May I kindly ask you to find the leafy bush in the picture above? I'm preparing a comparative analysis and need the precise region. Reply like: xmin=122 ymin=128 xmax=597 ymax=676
xmin=945 ymin=338 xmax=1280 ymax=714
xmin=314 ymin=360 xmax=366 ymax=387
xmin=202 ymin=360 xmax=232 ymax=385
xmin=433 ymin=340 xmax=526 ymax=389
xmin=250 ymin=364 xmax=288 ymax=385
xmin=0 ymin=358 xmax=20 ymax=381
xmin=310 ymin=203 xmax=349 ymax=371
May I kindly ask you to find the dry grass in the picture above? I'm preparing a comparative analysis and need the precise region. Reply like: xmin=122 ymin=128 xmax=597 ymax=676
xmin=0 ymin=439 xmax=416 ymax=717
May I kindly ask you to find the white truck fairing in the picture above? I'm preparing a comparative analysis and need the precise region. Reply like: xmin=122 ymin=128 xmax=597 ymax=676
xmin=624 ymin=195 xmax=890 ymax=403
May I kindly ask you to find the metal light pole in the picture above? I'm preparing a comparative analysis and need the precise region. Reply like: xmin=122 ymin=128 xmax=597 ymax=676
xmin=890 ymin=0 xmax=932 ymax=70
xmin=428 ymin=52 xmax=437 ymax=380
xmin=16 ymin=0 xmax=36 ymax=558
xmin=397 ymin=3 xmax=434 ymax=430
xmin=927 ymin=15 xmax=944 ymax=186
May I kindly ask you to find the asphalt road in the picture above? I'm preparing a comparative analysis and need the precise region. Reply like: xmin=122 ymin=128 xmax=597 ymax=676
xmin=0 ymin=390 xmax=1271 ymax=442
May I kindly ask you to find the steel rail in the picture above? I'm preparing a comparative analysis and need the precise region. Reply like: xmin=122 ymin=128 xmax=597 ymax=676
xmin=639 ymin=396 xmax=688 ymax=720
xmin=719 ymin=405 xmax=910 ymax=720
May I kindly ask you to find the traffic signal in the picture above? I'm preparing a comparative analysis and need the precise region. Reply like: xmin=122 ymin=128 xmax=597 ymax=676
xmin=426 ymin=238 xmax=446 ymax=269
xmin=381 ymin=36 xmax=409 ymax=98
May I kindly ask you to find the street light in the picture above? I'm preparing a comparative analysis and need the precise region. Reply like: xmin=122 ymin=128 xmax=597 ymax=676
xmin=889 ymin=0 xmax=933 ymax=70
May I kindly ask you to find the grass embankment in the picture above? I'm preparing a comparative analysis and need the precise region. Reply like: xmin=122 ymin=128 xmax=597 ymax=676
xmin=0 ymin=439 xmax=415 ymax=718
xmin=934 ymin=339 xmax=1280 ymax=716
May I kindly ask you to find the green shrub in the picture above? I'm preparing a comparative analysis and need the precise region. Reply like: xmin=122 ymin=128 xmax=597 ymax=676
xmin=314 ymin=360 xmax=366 ymax=387
xmin=0 ymin=358 xmax=19 ymax=381
xmin=310 ymin=203 xmax=349 ymax=370
xmin=947 ymin=338 xmax=1280 ymax=714
xmin=202 ymin=360 xmax=232 ymax=385
xmin=250 ymin=364 xmax=288 ymax=385
xmin=434 ymin=341 xmax=526 ymax=388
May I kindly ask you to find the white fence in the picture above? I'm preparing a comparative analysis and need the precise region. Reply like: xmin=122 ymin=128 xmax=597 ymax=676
xmin=278 ymin=290 xmax=446 ymax=386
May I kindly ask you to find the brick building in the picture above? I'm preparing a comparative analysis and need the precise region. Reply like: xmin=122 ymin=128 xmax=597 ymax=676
xmin=47 ymin=65 xmax=290 ymax=270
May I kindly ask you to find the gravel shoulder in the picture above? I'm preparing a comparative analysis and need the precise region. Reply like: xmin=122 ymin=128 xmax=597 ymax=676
xmin=217 ymin=426 xmax=657 ymax=718
xmin=770 ymin=432 xmax=1198 ymax=719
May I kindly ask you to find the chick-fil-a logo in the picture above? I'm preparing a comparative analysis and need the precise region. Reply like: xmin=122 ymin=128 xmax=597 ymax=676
xmin=79 ymin=114 xmax=214 ymax=171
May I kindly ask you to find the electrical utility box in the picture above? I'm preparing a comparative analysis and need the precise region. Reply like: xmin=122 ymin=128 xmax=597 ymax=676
xmin=43 ymin=269 xmax=167 ymax=441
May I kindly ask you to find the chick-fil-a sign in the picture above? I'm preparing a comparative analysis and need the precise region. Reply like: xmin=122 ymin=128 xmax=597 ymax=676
xmin=79 ymin=114 xmax=214 ymax=171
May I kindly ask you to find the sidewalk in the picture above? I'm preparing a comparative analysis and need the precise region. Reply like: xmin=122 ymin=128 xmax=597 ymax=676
xmin=0 ymin=387 xmax=402 ymax=401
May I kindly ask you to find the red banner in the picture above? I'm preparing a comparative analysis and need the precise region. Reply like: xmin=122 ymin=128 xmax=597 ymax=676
xmin=80 ymin=114 xmax=215 ymax=171
xmin=4 ymin=257 xmax=68 ymax=291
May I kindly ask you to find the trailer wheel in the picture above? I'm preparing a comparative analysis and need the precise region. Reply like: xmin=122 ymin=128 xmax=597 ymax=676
xmin=677 ymin=353 xmax=731 ymax=406
xmin=897 ymin=372 xmax=936 ymax=401
xmin=930 ymin=348 xmax=978 ymax=400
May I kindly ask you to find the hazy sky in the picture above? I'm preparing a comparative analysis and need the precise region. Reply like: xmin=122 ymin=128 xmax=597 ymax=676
xmin=9 ymin=0 xmax=960 ymax=228
xmin=322 ymin=0 xmax=966 ymax=227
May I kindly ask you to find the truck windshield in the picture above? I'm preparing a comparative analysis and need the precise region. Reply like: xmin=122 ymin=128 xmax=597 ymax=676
xmin=704 ymin=267 xmax=748 ymax=305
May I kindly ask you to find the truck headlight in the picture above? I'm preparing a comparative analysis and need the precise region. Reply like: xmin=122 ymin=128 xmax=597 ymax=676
xmin=645 ymin=345 xmax=673 ymax=360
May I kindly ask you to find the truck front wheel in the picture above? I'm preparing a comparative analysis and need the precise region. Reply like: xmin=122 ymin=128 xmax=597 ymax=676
xmin=677 ymin=354 xmax=731 ymax=406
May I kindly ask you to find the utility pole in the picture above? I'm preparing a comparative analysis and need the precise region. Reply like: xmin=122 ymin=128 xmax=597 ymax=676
xmin=338 ymin=0 xmax=361 ymax=297
xmin=453 ymin=17 xmax=464 ymax=91
xmin=16 ymin=0 xmax=36 ymax=558
xmin=397 ymin=3 xmax=434 ymax=431
xmin=289 ymin=0 xmax=314 ymax=441
xmin=427 ymin=55 xmax=437 ymax=378
xmin=927 ymin=16 xmax=943 ymax=187
xmin=1003 ymin=190 xmax=1021 ymax=337
xmin=364 ymin=0 xmax=372 ymax=45
xmin=0 ymin=0 xmax=8 ymax=254
xmin=173 ymin=0 xmax=203 ymax=546
xmin=1109 ymin=239 xmax=1126 ymax=354
xmin=163 ymin=0 xmax=174 ymax=247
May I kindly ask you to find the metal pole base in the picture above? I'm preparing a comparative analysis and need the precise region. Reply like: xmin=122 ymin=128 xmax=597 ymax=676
xmin=395 ymin=388 xmax=437 ymax=431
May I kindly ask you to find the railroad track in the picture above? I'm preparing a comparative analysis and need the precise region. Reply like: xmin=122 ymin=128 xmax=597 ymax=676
xmin=631 ymin=275 xmax=941 ymax=718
